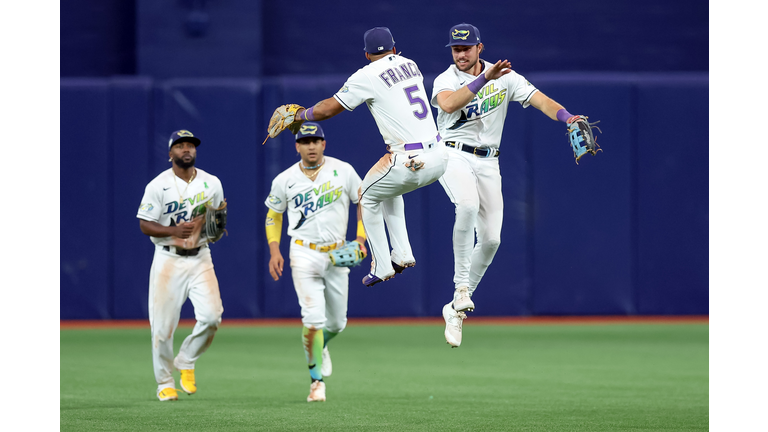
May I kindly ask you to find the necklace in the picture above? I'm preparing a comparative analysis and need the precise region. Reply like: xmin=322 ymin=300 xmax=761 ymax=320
xmin=301 ymin=157 xmax=325 ymax=170
xmin=172 ymin=168 xmax=197 ymax=202
xmin=300 ymin=157 xmax=325 ymax=181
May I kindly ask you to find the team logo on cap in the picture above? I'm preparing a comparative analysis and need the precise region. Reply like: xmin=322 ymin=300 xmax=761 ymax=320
xmin=452 ymin=29 xmax=470 ymax=40
xmin=300 ymin=125 xmax=318 ymax=134
xmin=177 ymin=130 xmax=194 ymax=137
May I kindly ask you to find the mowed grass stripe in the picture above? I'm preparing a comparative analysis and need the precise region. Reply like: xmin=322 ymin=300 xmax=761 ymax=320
xmin=61 ymin=324 xmax=708 ymax=432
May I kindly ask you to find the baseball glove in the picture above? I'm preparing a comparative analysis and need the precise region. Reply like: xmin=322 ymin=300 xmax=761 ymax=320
xmin=262 ymin=104 xmax=305 ymax=144
xmin=328 ymin=241 xmax=367 ymax=267
xmin=566 ymin=115 xmax=602 ymax=164
xmin=204 ymin=199 xmax=227 ymax=243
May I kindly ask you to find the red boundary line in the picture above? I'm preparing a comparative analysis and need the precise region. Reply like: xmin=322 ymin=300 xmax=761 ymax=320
xmin=60 ymin=316 xmax=708 ymax=329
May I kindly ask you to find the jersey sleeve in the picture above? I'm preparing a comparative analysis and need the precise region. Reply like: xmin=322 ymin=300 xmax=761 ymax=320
xmin=333 ymin=69 xmax=374 ymax=111
xmin=137 ymin=182 xmax=163 ymax=222
xmin=344 ymin=163 xmax=363 ymax=205
xmin=265 ymin=174 xmax=287 ymax=213
xmin=507 ymin=72 xmax=539 ymax=108
xmin=430 ymin=71 xmax=456 ymax=108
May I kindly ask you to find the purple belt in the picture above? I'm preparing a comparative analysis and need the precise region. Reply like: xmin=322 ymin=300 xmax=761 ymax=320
xmin=403 ymin=133 xmax=441 ymax=151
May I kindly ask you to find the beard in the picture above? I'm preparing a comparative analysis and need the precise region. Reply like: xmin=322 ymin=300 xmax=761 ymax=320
xmin=454 ymin=57 xmax=479 ymax=72
xmin=173 ymin=155 xmax=196 ymax=169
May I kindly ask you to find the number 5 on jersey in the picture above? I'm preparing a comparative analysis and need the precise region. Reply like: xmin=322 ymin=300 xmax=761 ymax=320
xmin=404 ymin=85 xmax=428 ymax=120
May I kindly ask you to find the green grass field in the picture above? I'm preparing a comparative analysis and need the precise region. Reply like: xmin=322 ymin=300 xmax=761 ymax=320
xmin=61 ymin=322 xmax=708 ymax=431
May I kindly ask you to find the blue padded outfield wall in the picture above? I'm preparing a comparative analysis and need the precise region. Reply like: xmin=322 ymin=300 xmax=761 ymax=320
xmin=60 ymin=73 xmax=708 ymax=319
xmin=60 ymin=0 xmax=708 ymax=319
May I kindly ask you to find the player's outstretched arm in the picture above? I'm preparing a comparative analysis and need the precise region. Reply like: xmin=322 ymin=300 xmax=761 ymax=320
xmin=139 ymin=219 xmax=194 ymax=239
xmin=436 ymin=59 xmax=512 ymax=113
xmin=529 ymin=91 xmax=566 ymax=121
xmin=354 ymin=211 xmax=368 ymax=258
xmin=297 ymin=98 xmax=345 ymax=122
xmin=266 ymin=209 xmax=285 ymax=281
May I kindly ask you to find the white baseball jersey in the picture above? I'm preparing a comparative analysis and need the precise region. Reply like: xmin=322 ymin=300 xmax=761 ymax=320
xmin=137 ymin=167 xmax=225 ymax=248
xmin=334 ymin=54 xmax=438 ymax=151
xmin=431 ymin=60 xmax=538 ymax=149
xmin=138 ymin=166 xmax=225 ymax=395
xmin=265 ymin=157 xmax=362 ymax=244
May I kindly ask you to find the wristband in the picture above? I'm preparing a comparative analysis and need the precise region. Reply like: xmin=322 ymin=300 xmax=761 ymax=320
xmin=302 ymin=107 xmax=315 ymax=121
xmin=556 ymin=109 xmax=574 ymax=123
xmin=466 ymin=75 xmax=488 ymax=94
xmin=356 ymin=219 xmax=366 ymax=240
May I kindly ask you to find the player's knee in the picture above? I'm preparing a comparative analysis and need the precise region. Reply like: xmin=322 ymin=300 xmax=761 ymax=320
xmin=197 ymin=307 xmax=223 ymax=329
xmin=326 ymin=318 xmax=347 ymax=334
xmin=455 ymin=201 xmax=479 ymax=229
xmin=302 ymin=316 xmax=325 ymax=330
xmin=482 ymin=238 xmax=501 ymax=255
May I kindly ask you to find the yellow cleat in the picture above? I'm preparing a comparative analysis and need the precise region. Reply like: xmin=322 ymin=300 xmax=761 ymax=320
xmin=180 ymin=369 xmax=197 ymax=394
xmin=157 ymin=387 xmax=178 ymax=401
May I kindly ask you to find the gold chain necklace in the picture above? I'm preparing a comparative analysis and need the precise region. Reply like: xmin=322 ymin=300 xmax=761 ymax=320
xmin=300 ymin=158 xmax=325 ymax=181
xmin=172 ymin=168 xmax=197 ymax=202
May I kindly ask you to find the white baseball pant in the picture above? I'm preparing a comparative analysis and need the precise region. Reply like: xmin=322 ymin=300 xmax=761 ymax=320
xmin=148 ymin=245 xmax=223 ymax=391
xmin=438 ymin=150 xmax=503 ymax=294
xmin=289 ymin=242 xmax=350 ymax=332
xmin=359 ymin=139 xmax=448 ymax=279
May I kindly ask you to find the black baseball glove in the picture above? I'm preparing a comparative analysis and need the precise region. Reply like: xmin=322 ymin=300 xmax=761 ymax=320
xmin=204 ymin=199 xmax=227 ymax=243
xmin=567 ymin=115 xmax=602 ymax=164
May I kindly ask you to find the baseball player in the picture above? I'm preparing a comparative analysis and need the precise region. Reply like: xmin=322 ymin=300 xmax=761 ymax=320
xmin=268 ymin=27 xmax=448 ymax=287
xmin=137 ymin=130 xmax=226 ymax=400
xmin=265 ymin=122 xmax=366 ymax=402
xmin=432 ymin=24 xmax=593 ymax=347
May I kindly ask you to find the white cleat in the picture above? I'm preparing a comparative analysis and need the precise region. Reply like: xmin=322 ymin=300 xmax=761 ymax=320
xmin=321 ymin=346 xmax=332 ymax=377
xmin=307 ymin=380 xmax=326 ymax=402
xmin=442 ymin=302 xmax=467 ymax=348
xmin=453 ymin=287 xmax=475 ymax=312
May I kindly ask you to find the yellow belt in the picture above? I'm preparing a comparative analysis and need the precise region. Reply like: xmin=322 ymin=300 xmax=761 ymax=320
xmin=294 ymin=239 xmax=340 ymax=253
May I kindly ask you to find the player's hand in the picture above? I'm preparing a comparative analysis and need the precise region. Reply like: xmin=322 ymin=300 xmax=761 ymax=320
xmin=269 ymin=253 xmax=284 ymax=281
xmin=355 ymin=236 xmax=368 ymax=258
xmin=484 ymin=59 xmax=512 ymax=81
xmin=174 ymin=222 xmax=195 ymax=239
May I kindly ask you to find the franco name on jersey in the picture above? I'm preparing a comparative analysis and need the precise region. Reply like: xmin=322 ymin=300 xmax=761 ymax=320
xmin=377 ymin=60 xmax=423 ymax=88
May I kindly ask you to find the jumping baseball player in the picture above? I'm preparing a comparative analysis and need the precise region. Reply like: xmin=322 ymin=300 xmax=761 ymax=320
xmin=265 ymin=122 xmax=366 ymax=402
xmin=265 ymin=27 xmax=448 ymax=287
xmin=137 ymin=130 xmax=226 ymax=400
xmin=432 ymin=24 xmax=596 ymax=347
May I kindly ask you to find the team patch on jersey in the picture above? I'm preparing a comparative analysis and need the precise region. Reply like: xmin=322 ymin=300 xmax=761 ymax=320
xmin=452 ymin=29 xmax=470 ymax=40
xmin=268 ymin=194 xmax=282 ymax=205
xmin=139 ymin=203 xmax=154 ymax=212
xmin=338 ymin=86 xmax=349 ymax=93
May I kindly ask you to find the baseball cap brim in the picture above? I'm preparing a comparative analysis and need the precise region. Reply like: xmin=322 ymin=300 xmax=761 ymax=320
xmin=170 ymin=136 xmax=201 ymax=147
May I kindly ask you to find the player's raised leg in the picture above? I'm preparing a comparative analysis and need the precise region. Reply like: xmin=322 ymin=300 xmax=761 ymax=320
xmin=438 ymin=153 xmax=479 ymax=310
xmin=382 ymin=195 xmax=415 ymax=271
xmin=359 ymin=154 xmax=399 ymax=285
xmin=467 ymin=160 xmax=503 ymax=295
xmin=174 ymin=252 xmax=224 ymax=395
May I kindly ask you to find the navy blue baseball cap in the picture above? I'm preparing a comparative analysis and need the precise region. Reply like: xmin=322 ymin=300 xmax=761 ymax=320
xmin=364 ymin=27 xmax=396 ymax=54
xmin=445 ymin=23 xmax=482 ymax=47
xmin=295 ymin=122 xmax=325 ymax=141
xmin=168 ymin=130 xmax=201 ymax=149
